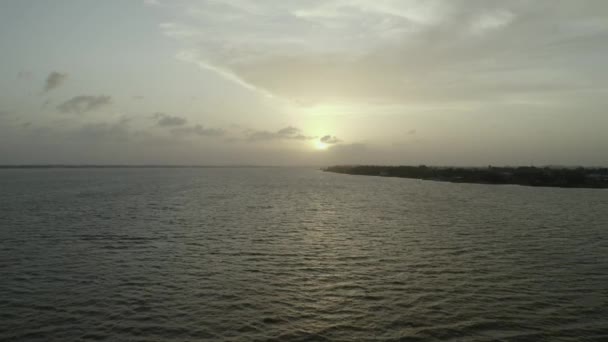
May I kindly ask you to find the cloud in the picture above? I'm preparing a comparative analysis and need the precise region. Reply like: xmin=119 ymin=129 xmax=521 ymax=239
xmin=57 ymin=95 xmax=111 ymax=114
xmin=161 ymin=1 xmax=608 ymax=106
xmin=246 ymin=126 xmax=314 ymax=142
xmin=44 ymin=72 xmax=68 ymax=92
xmin=154 ymin=112 xmax=188 ymax=126
xmin=277 ymin=126 xmax=300 ymax=136
xmin=320 ymin=135 xmax=341 ymax=144
xmin=171 ymin=124 xmax=224 ymax=137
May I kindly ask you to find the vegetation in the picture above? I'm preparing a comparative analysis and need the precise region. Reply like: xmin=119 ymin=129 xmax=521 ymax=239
xmin=323 ymin=165 xmax=608 ymax=189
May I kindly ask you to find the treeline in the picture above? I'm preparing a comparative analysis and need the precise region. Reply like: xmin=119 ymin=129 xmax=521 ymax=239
xmin=323 ymin=165 xmax=608 ymax=189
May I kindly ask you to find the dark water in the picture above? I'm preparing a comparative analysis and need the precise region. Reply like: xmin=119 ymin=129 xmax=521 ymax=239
xmin=1 ymin=168 xmax=607 ymax=341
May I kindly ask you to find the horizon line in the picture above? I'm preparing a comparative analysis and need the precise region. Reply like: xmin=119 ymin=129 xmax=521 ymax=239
xmin=1 ymin=164 xmax=607 ymax=169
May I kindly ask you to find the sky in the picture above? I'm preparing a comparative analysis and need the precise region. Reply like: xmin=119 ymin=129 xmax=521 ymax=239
xmin=1 ymin=0 xmax=607 ymax=166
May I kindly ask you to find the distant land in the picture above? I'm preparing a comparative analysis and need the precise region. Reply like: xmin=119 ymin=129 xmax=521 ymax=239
xmin=323 ymin=165 xmax=608 ymax=189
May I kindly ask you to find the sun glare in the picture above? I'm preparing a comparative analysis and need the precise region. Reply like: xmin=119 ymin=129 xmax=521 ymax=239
xmin=314 ymin=141 xmax=328 ymax=150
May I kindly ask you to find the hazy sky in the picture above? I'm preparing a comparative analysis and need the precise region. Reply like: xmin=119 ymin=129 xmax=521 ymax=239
xmin=1 ymin=0 xmax=607 ymax=166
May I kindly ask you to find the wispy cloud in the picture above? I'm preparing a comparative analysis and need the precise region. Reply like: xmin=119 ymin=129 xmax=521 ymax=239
xmin=57 ymin=95 xmax=111 ymax=114
xmin=277 ymin=126 xmax=300 ymax=136
xmin=171 ymin=124 xmax=224 ymax=137
xmin=161 ymin=1 xmax=608 ymax=106
xmin=320 ymin=135 xmax=341 ymax=144
xmin=154 ymin=112 xmax=188 ymax=127
xmin=44 ymin=71 xmax=68 ymax=93
xmin=246 ymin=126 xmax=314 ymax=142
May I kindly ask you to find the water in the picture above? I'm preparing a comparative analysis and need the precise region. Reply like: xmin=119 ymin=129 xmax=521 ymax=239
xmin=1 ymin=168 xmax=607 ymax=341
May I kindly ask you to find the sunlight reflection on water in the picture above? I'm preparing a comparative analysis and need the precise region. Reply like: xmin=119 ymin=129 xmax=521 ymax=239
xmin=1 ymin=168 xmax=607 ymax=341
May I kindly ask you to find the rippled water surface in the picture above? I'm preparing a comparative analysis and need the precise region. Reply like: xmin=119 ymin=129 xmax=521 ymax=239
xmin=1 ymin=168 xmax=607 ymax=341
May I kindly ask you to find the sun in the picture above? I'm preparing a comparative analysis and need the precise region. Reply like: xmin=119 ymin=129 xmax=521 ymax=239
xmin=314 ymin=140 xmax=328 ymax=150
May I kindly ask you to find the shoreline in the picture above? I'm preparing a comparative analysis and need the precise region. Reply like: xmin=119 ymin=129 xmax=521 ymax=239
xmin=323 ymin=165 xmax=608 ymax=189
